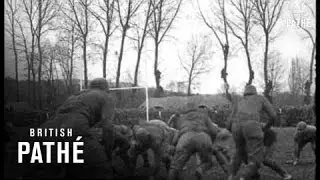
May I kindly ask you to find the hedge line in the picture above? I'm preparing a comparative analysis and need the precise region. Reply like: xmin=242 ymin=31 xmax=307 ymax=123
xmin=4 ymin=105 xmax=315 ymax=128
xmin=113 ymin=106 xmax=315 ymax=128
xmin=113 ymin=108 xmax=231 ymax=128
xmin=278 ymin=105 xmax=315 ymax=127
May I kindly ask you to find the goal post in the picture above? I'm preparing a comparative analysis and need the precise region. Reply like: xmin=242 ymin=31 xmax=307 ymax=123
xmin=79 ymin=56 xmax=150 ymax=121
xmin=109 ymin=86 xmax=149 ymax=122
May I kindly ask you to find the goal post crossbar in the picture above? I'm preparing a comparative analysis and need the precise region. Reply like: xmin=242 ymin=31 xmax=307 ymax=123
xmin=109 ymin=86 xmax=149 ymax=122
xmin=109 ymin=86 xmax=146 ymax=90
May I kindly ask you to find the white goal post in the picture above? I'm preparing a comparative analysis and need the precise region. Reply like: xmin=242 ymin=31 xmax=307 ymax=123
xmin=80 ymin=81 xmax=150 ymax=121
xmin=79 ymin=58 xmax=150 ymax=121
xmin=109 ymin=86 xmax=149 ymax=122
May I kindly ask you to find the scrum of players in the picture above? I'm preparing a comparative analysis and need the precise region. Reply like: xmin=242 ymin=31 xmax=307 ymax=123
xmin=4 ymin=78 xmax=316 ymax=180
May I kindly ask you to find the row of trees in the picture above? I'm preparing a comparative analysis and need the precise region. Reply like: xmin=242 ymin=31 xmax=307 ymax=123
xmin=5 ymin=0 xmax=183 ymax=108
xmin=5 ymin=0 xmax=315 ymax=109
xmin=178 ymin=0 xmax=315 ymax=103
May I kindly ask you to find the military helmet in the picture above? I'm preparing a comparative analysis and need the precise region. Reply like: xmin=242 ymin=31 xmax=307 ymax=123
xmin=89 ymin=78 xmax=109 ymax=91
xmin=134 ymin=127 xmax=150 ymax=142
xmin=296 ymin=121 xmax=307 ymax=131
xmin=243 ymin=84 xmax=257 ymax=96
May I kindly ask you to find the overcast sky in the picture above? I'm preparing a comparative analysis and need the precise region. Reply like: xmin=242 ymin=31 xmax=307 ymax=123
xmin=4 ymin=0 xmax=315 ymax=94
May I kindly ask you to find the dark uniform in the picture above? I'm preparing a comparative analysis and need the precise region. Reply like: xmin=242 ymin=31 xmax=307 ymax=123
xmin=167 ymin=108 xmax=230 ymax=180
xmin=292 ymin=121 xmax=316 ymax=165
xmin=128 ymin=119 xmax=178 ymax=178
xmin=228 ymin=85 xmax=277 ymax=180
xmin=214 ymin=128 xmax=235 ymax=163
xmin=24 ymin=78 xmax=116 ymax=179
xmin=113 ymin=124 xmax=133 ymax=151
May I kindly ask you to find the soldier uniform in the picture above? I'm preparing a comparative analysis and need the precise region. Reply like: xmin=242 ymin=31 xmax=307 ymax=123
xmin=24 ymin=78 xmax=116 ymax=179
xmin=128 ymin=119 xmax=178 ymax=178
xmin=113 ymin=124 xmax=133 ymax=155
xmin=228 ymin=85 xmax=277 ymax=180
xmin=292 ymin=121 xmax=316 ymax=165
xmin=167 ymin=109 xmax=230 ymax=180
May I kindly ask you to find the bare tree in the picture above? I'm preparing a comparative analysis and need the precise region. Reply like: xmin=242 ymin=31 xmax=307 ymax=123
xmin=129 ymin=1 xmax=154 ymax=88
xmin=41 ymin=41 xmax=56 ymax=105
xmin=58 ymin=21 xmax=80 ymax=94
xmin=21 ymin=0 xmax=40 ymax=107
xmin=63 ymin=0 xmax=93 ymax=88
xmin=260 ymin=50 xmax=284 ymax=94
xmin=227 ymin=0 xmax=255 ymax=85
xmin=16 ymin=19 xmax=31 ymax=103
xmin=54 ymin=43 xmax=70 ymax=91
xmin=251 ymin=0 xmax=286 ymax=102
xmin=114 ymin=0 xmax=143 ymax=88
xmin=288 ymin=57 xmax=309 ymax=96
xmin=291 ymin=0 xmax=315 ymax=104
xmin=58 ymin=11 xmax=83 ymax=94
xmin=179 ymin=35 xmax=213 ymax=96
xmin=89 ymin=0 xmax=117 ymax=78
xmin=35 ymin=0 xmax=60 ymax=108
xmin=5 ymin=0 xmax=20 ymax=102
xmin=149 ymin=0 xmax=183 ymax=93
xmin=197 ymin=0 xmax=232 ymax=101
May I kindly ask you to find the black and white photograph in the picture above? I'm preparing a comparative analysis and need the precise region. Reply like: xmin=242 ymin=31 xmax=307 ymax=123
xmin=4 ymin=0 xmax=316 ymax=179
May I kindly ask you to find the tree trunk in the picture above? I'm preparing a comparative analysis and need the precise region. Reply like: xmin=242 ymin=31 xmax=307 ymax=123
xmin=134 ymin=1 xmax=151 ymax=89
xmin=37 ymin=0 xmax=43 ymax=109
xmin=116 ymin=28 xmax=127 ymax=88
xmin=69 ymin=45 xmax=74 ymax=94
xmin=11 ymin=24 xmax=20 ymax=102
xmin=263 ymin=33 xmax=272 ymax=102
xmin=37 ymin=38 xmax=43 ymax=109
xmin=83 ymin=37 xmax=88 ymax=89
xmin=187 ymin=75 xmax=192 ymax=96
xmin=52 ymin=67 xmax=55 ymax=98
xmin=304 ymin=43 xmax=315 ymax=104
xmin=245 ymin=45 xmax=253 ymax=85
xmin=309 ymin=44 xmax=315 ymax=84
xmin=134 ymin=49 xmax=142 ymax=85
xmin=48 ymin=57 xmax=53 ymax=106
xmin=31 ymin=38 xmax=36 ymax=108
xmin=21 ymin=28 xmax=30 ymax=104
xmin=222 ymin=48 xmax=231 ymax=102
xmin=103 ymin=35 xmax=109 ymax=78
xmin=27 ymin=61 xmax=31 ymax=104
xmin=32 ymin=69 xmax=36 ymax=107
xmin=132 ymin=48 xmax=142 ymax=94
xmin=154 ymin=42 xmax=160 ymax=89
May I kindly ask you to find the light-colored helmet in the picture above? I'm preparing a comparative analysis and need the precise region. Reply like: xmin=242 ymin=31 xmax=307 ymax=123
xmin=296 ymin=121 xmax=307 ymax=131
xmin=243 ymin=85 xmax=257 ymax=96
xmin=89 ymin=78 xmax=109 ymax=91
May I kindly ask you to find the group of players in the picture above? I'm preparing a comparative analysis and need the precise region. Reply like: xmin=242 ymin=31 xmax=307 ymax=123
xmin=5 ymin=77 xmax=316 ymax=180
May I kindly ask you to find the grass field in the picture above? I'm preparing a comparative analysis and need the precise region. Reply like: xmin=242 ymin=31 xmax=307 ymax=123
xmin=258 ymin=127 xmax=315 ymax=180
xmin=123 ymin=127 xmax=316 ymax=180
xmin=179 ymin=127 xmax=316 ymax=180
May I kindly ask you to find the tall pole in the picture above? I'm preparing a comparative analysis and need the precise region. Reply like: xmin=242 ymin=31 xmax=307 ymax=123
xmin=145 ymin=58 xmax=149 ymax=122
